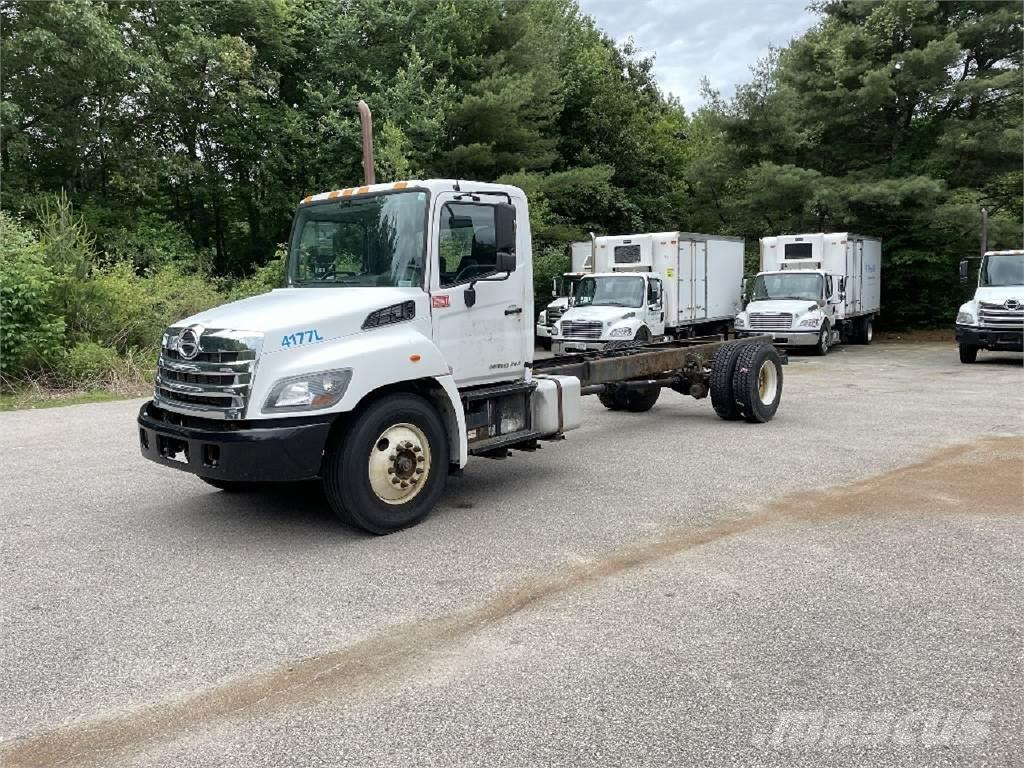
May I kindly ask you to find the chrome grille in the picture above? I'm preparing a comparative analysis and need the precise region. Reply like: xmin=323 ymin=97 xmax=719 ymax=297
xmin=560 ymin=320 xmax=603 ymax=339
xmin=978 ymin=302 xmax=1024 ymax=330
xmin=748 ymin=312 xmax=794 ymax=331
xmin=155 ymin=327 xmax=262 ymax=420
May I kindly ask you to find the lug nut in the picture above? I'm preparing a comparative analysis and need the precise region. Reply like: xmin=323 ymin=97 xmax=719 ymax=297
xmin=388 ymin=453 xmax=397 ymax=461
xmin=413 ymin=445 xmax=421 ymax=453
xmin=400 ymin=481 xmax=409 ymax=489
xmin=409 ymin=477 xmax=418 ymax=484
xmin=391 ymin=477 xmax=401 ymax=485
xmin=417 ymin=455 xmax=425 ymax=463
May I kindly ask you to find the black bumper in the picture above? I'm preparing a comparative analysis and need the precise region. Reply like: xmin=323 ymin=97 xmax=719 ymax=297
xmin=955 ymin=325 xmax=1024 ymax=351
xmin=137 ymin=401 xmax=334 ymax=482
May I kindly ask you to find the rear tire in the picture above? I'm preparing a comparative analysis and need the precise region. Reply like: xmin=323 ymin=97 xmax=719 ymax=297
xmin=959 ymin=344 xmax=978 ymax=364
xmin=625 ymin=386 xmax=660 ymax=412
xmin=598 ymin=388 xmax=628 ymax=410
xmin=710 ymin=341 xmax=746 ymax=421
xmin=731 ymin=343 xmax=784 ymax=423
xmin=860 ymin=317 xmax=874 ymax=344
xmin=323 ymin=394 xmax=449 ymax=534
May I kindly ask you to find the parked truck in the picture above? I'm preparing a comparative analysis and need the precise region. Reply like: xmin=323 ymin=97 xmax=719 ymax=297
xmin=550 ymin=232 xmax=745 ymax=353
xmin=137 ymin=180 xmax=785 ymax=534
xmin=735 ymin=233 xmax=881 ymax=355
xmin=955 ymin=249 xmax=1024 ymax=363
xmin=535 ymin=240 xmax=598 ymax=349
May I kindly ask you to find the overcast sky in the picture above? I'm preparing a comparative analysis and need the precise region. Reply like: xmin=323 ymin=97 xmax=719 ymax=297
xmin=577 ymin=0 xmax=819 ymax=113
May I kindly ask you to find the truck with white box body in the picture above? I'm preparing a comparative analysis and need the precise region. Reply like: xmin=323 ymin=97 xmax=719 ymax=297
xmin=137 ymin=179 xmax=786 ymax=534
xmin=535 ymin=240 xmax=601 ymax=349
xmin=550 ymin=232 xmax=744 ymax=353
xmin=955 ymin=250 xmax=1024 ymax=363
xmin=735 ymin=233 xmax=881 ymax=355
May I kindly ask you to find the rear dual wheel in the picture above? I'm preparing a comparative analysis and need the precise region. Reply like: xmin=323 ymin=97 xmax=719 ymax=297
xmin=731 ymin=343 xmax=784 ymax=423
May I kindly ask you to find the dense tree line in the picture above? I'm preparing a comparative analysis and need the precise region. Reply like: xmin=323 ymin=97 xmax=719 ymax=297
xmin=0 ymin=0 xmax=1021 ymax=385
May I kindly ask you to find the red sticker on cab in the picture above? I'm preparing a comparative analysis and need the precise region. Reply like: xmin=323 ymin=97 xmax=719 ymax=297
xmin=431 ymin=295 xmax=450 ymax=309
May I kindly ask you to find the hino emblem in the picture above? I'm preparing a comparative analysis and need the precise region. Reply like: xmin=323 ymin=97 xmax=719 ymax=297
xmin=1005 ymin=299 xmax=1021 ymax=311
xmin=177 ymin=326 xmax=203 ymax=360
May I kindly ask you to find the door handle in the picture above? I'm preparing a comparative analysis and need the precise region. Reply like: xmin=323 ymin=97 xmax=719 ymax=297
xmin=504 ymin=306 xmax=523 ymax=316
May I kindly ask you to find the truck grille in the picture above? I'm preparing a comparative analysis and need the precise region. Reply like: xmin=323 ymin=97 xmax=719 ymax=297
xmin=154 ymin=328 xmax=262 ymax=420
xmin=559 ymin=320 xmax=603 ymax=339
xmin=978 ymin=302 xmax=1024 ymax=330
xmin=546 ymin=306 xmax=566 ymax=326
xmin=748 ymin=312 xmax=794 ymax=331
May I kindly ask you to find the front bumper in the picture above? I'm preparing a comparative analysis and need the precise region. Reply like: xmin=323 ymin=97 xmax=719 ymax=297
xmin=552 ymin=339 xmax=610 ymax=354
xmin=137 ymin=401 xmax=334 ymax=482
xmin=955 ymin=325 xmax=1024 ymax=351
xmin=736 ymin=329 xmax=819 ymax=347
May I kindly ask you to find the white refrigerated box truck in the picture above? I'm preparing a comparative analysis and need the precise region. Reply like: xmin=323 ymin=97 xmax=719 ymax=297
xmin=551 ymin=232 xmax=744 ymax=353
xmin=735 ymin=233 xmax=881 ymax=355
xmin=535 ymin=240 xmax=602 ymax=349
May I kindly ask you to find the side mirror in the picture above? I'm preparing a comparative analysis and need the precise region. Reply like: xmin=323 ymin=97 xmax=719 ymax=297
xmin=494 ymin=203 xmax=516 ymax=272
xmin=741 ymin=278 xmax=749 ymax=302
xmin=959 ymin=259 xmax=969 ymax=285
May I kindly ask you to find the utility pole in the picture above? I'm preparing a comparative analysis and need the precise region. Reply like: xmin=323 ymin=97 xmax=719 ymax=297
xmin=358 ymin=100 xmax=375 ymax=186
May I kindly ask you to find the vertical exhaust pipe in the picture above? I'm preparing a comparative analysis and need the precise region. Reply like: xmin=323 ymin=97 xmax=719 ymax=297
xmin=358 ymin=100 xmax=375 ymax=186
xmin=589 ymin=231 xmax=596 ymax=271
xmin=980 ymin=206 xmax=988 ymax=257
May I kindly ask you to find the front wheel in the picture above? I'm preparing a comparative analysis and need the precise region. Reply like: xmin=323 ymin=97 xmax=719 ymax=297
xmin=813 ymin=324 xmax=831 ymax=356
xmin=323 ymin=394 xmax=449 ymax=534
xmin=959 ymin=344 xmax=978 ymax=364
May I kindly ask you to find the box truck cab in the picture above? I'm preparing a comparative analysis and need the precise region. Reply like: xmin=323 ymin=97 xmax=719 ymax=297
xmin=536 ymin=241 xmax=598 ymax=349
xmin=551 ymin=232 xmax=744 ymax=352
xmin=736 ymin=233 xmax=881 ymax=355
xmin=956 ymin=250 xmax=1024 ymax=363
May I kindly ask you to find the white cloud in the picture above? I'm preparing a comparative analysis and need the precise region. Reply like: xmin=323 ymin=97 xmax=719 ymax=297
xmin=577 ymin=0 xmax=819 ymax=113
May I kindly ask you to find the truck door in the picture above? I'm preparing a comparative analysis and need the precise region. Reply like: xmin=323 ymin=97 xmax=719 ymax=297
xmin=678 ymin=240 xmax=708 ymax=322
xmin=429 ymin=194 xmax=527 ymax=386
xmin=646 ymin=276 xmax=666 ymax=335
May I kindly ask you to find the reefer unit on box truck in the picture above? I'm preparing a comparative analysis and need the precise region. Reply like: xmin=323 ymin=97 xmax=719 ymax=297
xmin=735 ymin=233 xmax=881 ymax=355
xmin=552 ymin=232 xmax=744 ymax=352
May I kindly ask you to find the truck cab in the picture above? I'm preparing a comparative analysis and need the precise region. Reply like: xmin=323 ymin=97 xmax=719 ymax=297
xmin=956 ymin=249 xmax=1024 ymax=363
xmin=536 ymin=270 xmax=587 ymax=349
xmin=735 ymin=269 xmax=843 ymax=355
xmin=551 ymin=272 xmax=665 ymax=352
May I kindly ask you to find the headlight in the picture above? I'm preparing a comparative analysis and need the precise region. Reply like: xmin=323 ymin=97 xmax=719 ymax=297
xmin=263 ymin=369 xmax=352 ymax=413
xmin=552 ymin=323 xmax=560 ymax=335
xmin=956 ymin=311 xmax=976 ymax=325
xmin=538 ymin=310 xmax=547 ymax=324
xmin=798 ymin=315 xmax=821 ymax=327
xmin=609 ymin=326 xmax=634 ymax=337
xmin=735 ymin=316 xmax=746 ymax=328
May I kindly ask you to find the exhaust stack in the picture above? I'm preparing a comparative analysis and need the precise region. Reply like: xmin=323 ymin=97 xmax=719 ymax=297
xmin=358 ymin=100 xmax=375 ymax=186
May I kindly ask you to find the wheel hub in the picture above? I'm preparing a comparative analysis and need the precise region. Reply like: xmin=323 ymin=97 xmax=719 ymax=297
xmin=369 ymin=424 xmax=431 ymax=504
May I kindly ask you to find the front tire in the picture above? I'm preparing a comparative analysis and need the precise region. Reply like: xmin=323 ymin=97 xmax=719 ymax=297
xmin=731 ymin=343 xmax=784 ymax=423
xmin=813 ymin=323 xmax=831 ymax=356
xmin=959 ymin=344 xmax=978 ymax=364
xmin=323 ymin=394 xmax=449 ymax=534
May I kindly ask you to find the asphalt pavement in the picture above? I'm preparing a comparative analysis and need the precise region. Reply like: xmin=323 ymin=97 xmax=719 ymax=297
xmin=1 ymin=341 xmax=1022 ymax=767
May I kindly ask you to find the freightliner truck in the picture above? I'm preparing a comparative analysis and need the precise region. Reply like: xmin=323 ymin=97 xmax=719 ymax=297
xmin=137 ymin=180 xmax=785 ymax=533
xmin=535 ymin=240 xmax=598 ymax=349
xmin=551 ymin=232 xmax=744 ymax=353
xmin=735 ymin=233 xmax=881 ymax=355
xmin=956 ymin=249 xmax=1024 ymax=363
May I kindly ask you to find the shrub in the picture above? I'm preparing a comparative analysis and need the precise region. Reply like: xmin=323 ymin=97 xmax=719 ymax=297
xmin=0 ymin=213 xmax=66 ymax=383
xmin=57 ymin=341 xmax=122 ymax=387
xmin=230 ymin=249 xmax=286 ymax=300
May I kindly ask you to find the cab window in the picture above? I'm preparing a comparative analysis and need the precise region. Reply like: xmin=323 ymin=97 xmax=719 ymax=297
xmin=439 ymin=203 xmax=499 ymax=287
xmin=647 ymin=279 xmax=662 ymax=307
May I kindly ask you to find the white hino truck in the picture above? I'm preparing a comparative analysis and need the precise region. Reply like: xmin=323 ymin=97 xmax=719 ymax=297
xmin=735 ymin=233 xmax=881 ymax=355
xmin=137 ymin=180 xmax=786 ymax=533
xmin=955 ymin=250 xmax=1024 ymax=363
xmin=535 ymin=240 xmax=598 ymax=349
xmin=550 ymin=232 xmax=745 ymax=353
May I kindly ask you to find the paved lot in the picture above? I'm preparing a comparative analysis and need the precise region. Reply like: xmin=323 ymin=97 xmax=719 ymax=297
xmin=1 ymin=342 xmax=1022 ymax=767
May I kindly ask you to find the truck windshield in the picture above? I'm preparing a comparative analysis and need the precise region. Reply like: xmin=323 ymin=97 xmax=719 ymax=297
xmin=575 ymin=276 xmax=645 ymax=308
xmin=287 ymin=191 xmax=427 ymax=288
xmin=980 ymin=254 xmax=1024 ymax=287
xmin=751 ymin=273 xmax=822 ymax=302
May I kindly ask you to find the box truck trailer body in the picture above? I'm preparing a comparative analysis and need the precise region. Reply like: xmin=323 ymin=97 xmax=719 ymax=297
xmin=552 ymin=232 xmax=744 ymax=352
xmin=736 ymin=233 xmax=881 ymax=354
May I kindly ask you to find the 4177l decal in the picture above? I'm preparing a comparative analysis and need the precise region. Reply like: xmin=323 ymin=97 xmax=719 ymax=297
xmin=281 ymin=329 xmax=324 ymax=348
